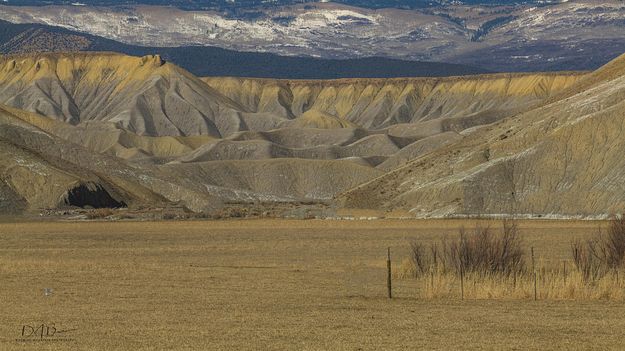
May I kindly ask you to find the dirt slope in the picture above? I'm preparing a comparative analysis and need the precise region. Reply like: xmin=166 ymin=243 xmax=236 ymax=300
xmin=0 ymin=105 xmax=165 ymax=212
xmin=338 ymin=53 xmax=625 ymax=217
xmin=0 ymin=52 xmax=582 ymax=163
xmin=163 ymin=159 xmax=383 ymax=200
xmin=0 ymin=52 xmax=582 ymax=141
xmin=0 ymin=52 xmax=247 ymax=137
xmin=203 ymin=73 xmax=585 ymax=132
xmin=0 ymin=52 xmax=604 ymax=214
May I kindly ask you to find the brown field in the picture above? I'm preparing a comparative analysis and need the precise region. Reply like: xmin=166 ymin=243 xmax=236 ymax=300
xmin=1 ymin=219 xmax=625 ymax=350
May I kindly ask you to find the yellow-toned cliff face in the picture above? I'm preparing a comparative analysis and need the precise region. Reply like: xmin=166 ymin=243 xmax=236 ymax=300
xmin=0 ymin=52 xmax=585 ymax=139
xmin=0 ymin=52 xmax=169 ymax=91
xmin=203 ymin=73 xmax=585 ymax=131
xmin=0 ymin=52 xmax=248 ymax=137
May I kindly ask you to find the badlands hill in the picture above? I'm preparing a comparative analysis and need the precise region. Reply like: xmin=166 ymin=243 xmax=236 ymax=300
xmin=203 ymin=74 xmax=583 ymax=131
xmin=0 ymin=51 xmax=614 ymax=216
xmin=0 ymin=104 xmax=223 ymax=213
xmin=339 ymin=53 xmax=625 ymax=218
xmin=0 ymin=52 xmax=582 ymax=158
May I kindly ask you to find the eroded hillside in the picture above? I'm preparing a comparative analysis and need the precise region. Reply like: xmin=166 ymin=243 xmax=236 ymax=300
xmin=338 ymin=53 xmax=625 ymax=217
xmin=0 ymin=53 xmax=248 ymax=137
xmin=0 ymin=51 xmax=606 ymax=215
xmin=204 ymin=74 xmax=583 ymax=131
xmin=0 ymin=53 xmax=583 ymax=166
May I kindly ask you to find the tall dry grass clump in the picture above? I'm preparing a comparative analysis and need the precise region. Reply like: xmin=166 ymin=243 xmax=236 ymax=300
xmin=452 ymin=221 xmax=524 ymax=277
xmin=396 ymin=218 xmax=625 ymax=301
xmin=572 ymin=216 xmax=625 ymax=281
xmin=403 ymin=221 xmax=524 ymax=278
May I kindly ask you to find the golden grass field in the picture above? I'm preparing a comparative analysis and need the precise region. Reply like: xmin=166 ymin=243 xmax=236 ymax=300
xmin=1 ymin=219 xmax=625 ymax=350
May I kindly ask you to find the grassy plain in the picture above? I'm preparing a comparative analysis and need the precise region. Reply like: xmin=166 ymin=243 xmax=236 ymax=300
xmin=1 ymin=219 xmax=624 ymax=350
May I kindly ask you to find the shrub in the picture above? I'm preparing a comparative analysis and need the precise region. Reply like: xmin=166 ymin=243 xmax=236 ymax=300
xmin=572 ymin=215 xmax=625 ymax=281
xmin=408 ymin=220 xmax=525 ymax=278
xmin=397 ymin=219 xmax=625 ymax=300
xmin=162 ymin=212 xmax=178 ymax=220
xmin=451 ymin=220 xmax=524 ymax=276
xmin=603 ymin=216 xmax=625 ymax=268
xmin=409 ymin=241 xmax=430 ymax=277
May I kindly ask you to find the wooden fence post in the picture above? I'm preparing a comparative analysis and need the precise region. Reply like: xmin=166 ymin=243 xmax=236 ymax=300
xmin=531 ymin=247 xmax=537 ymax=300
xmin=387 ymin=247 xmax=392 ymax=299
xmin=460 ymin=264 xmax=465 ymax=300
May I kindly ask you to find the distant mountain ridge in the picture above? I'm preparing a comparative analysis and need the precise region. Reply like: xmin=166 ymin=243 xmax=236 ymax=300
xmin=0 ymin=20 xmax=490 ymax=79
xmin=1 ymin=1 xmax=622 ymax=72
xmin=0 ymin=0 xmax=559 ymax=11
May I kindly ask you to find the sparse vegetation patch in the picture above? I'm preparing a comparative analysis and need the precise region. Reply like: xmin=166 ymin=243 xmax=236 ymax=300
xmin=398 ymin=218 xmax=625 ymax=300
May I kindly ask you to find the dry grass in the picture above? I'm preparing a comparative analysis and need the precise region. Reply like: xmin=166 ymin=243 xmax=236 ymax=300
xmin=397 ymin=218 xmax=625 ymax=301
xmin=408 ymin=221 xmax=524 ymax=277
xmin=1 ymin=219 xmax=625 ymax=350
xmin=572 ymin=216 xmax=625 ymax=281
xmin=396 ymin=261 xmax=625 ymax=300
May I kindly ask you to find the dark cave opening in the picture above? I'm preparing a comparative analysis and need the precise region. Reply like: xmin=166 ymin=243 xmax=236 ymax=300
xmin=63 ymin=183 xmax=127 ymax=209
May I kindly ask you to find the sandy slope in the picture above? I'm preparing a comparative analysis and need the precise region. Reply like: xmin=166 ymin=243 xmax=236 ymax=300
xmin=339 ymin=53 xmax=625 ymax=217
